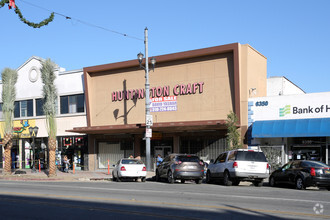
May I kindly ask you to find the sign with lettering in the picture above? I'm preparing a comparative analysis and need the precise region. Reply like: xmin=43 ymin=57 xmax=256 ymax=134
xmin=146 ymin=128 xmax=152 ymax=138
xmin=249 ymin=92 xmax=330 ymax=121
xmin=150 ymin=96 xmax=177 ymax=112
xmin=111 ymin=82 xmax=204 ymax=102
xmin=146 ymin=115 xmax=153 ymax=126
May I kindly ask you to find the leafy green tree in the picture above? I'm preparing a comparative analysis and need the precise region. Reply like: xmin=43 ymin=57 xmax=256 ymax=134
xmin=40 ymin=59 xmax=58 ymax=177
xmin=226 ymin=111 xmax=242 ymax=150
xmin=1 ymin=68 xmax=18 ymax=174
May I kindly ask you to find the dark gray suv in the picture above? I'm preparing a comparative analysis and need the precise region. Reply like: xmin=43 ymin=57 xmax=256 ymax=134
xmin=155 ymin=154 xmax=204 ymax=184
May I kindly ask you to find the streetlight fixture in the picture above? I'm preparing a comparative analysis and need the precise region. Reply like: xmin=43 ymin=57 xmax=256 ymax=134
xmin=137 ymin=27 xmax=156 ymax=171
xmin=29 ymin=126 xmax=39 ymax=173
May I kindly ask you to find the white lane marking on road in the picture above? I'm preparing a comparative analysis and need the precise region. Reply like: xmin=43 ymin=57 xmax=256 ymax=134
xmin=1 ymin=181 xmax=329 ymax=205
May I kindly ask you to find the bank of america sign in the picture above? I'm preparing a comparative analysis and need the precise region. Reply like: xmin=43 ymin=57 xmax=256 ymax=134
xmin=279 ymin=105 xmax=291 ymax=117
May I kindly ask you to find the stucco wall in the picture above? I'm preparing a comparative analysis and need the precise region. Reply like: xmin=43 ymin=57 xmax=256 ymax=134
xmin=240 ymin=44 xmax=267 ymax=127
xmin=87 ymin=53 xmax=235 ymax=127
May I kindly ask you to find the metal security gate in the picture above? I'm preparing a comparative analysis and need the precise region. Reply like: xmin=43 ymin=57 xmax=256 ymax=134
xmin=98 ymin=142 xmax=122 ymax=168
xmin=260 ymin=145 xmax=284 ymax=172
xmin=180 ymin=137 xmax=227 ymax=162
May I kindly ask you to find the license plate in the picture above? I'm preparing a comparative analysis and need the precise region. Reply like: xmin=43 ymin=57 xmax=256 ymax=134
xmin=187 ymin=166 xmax=196 ymax=169
xmin=249 ymin=165 xmax=256 ymax=169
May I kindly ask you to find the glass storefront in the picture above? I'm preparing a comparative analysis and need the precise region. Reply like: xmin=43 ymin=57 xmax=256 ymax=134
xmin=58 ymin=136 xmax=87 ymax=170
xmin=289 ymin=137 xmax=327 ymax=163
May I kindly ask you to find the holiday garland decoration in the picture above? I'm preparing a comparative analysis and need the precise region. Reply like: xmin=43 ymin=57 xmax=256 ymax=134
xmin=0 ymin=0 xmax=54 ymax=28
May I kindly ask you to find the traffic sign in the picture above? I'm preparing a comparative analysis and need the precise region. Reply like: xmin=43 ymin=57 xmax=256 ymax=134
xmin=146 ymin=128 xmax=152 ymax=138
xmin=146 ymin=115 xmax=153 ymax=126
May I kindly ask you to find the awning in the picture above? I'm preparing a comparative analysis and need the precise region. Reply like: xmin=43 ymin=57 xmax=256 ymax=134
xmin=252 ymin=118 xmax=330 ymax=138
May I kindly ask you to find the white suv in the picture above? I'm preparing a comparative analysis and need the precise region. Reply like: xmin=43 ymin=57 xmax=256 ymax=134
xmin=206 ymin=149 xmax=269 ymax=186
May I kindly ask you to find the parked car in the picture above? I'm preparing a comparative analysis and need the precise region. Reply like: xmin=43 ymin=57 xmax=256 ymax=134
xmin=112 ymin=158 xmax=147 ymax=182
xmin=155 ymin=154 xmax=204 ymax=184
xmin=269 ymin=160 xmax=330 ymax=190
xmin=206 ymin=149 xmax=269 ymax=186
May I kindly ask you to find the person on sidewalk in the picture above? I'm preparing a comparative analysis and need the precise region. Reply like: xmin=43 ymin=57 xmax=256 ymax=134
xmin=63 ymin=155 xmax=70 ymax=173
xmin=156 ymin=154 xmax=163 ymax=166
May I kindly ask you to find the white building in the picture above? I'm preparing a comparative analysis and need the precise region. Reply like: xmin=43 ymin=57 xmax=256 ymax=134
xmin=0 ymin=56 xmax=87 ymax=170
xmin=267 ymin=76 xmax=305 ymax=96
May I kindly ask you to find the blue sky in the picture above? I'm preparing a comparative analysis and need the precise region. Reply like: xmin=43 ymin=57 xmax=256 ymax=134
xmin=1 ymin=0 xmax=329 ymax=93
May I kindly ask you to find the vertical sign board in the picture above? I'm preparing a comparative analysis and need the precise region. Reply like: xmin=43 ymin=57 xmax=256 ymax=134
xmin=146 ymin=128 xmax=152 ymax=138
xmin=146 ymin=115 xmax=153 ymax=126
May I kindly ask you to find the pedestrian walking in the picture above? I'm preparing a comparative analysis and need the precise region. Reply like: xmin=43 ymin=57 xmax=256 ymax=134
xmin=63 ymin=155 xmax=70 ymax=173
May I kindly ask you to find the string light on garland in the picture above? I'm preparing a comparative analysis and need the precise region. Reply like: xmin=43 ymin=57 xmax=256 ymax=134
xmin=0 ymin=0 xmax=54 ymax=28
xmin=8 ymin=0 xmax=15 ymax=9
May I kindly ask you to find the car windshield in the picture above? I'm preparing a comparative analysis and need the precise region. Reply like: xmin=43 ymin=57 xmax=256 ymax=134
xmin=235 ymin=151 xmax=267 ymax=162
xmin=121 ymin=159 xmax=143 ymax=165
xmin=301 ymin=161 xmax=329 ymax=168
xmin=176 ymin=155 xmax=200 ymax=163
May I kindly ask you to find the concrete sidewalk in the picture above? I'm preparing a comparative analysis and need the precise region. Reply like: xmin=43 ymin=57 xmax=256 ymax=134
xmin=0 ymin=169 xmax=267 ymax=186
xmin=0 ymin=169 xmax=156 ymax=182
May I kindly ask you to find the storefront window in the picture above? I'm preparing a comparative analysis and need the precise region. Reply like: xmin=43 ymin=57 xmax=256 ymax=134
xmin=59 ymin=136 xmax=87 ymax=170
xmin=36 ymin=98 xmax=58 ymax=116
xmin=14 ymin=100 xmax=33 ymax=118
xmin=60 ymin=94 xmax=85 ymax=114
xmin=36 ymin=98 xmax=44 ymax=116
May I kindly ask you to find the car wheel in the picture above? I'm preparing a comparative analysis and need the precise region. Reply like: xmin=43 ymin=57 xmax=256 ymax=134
xmin=155 ymin=171 xmax=160 ymax=182
xmin=206 ymin=171 xmax=212 ymax=184
xmin=269 ymin=176 xmax=276 ymax=187
xmin=116 ymin=172 xmax=121 ymax=182
xmin=112 ymin=171 xmax=116 ymax=181
xmin=141 ymin=177 xmax=146 ymax=182
xmin=167 ymin=170 xmax=174 ymax=184
xmin=232 ymin=179 xmax=240 ymax=186
xmin=326 ymin=187 xmax=330 ymax=191
xmin=181 ymin=179 xmax=185 ymax=184
xmin=195 ymin=179 xmax=202 ymax=184
xmin=296 ymin=177 xmax=305 ymax=190
xmin=253 ymin=180 xmax=263 ymax=187
xmin=223 ymin=171 xmax=232 ymax=186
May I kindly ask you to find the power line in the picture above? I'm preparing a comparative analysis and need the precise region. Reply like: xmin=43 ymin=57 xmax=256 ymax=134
xmin=19 ymin=0 xmax=143 ymax=41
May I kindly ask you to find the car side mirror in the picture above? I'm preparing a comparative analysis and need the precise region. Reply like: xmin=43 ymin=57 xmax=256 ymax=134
xmin=210 ymin=159 xmax=214 ymax=164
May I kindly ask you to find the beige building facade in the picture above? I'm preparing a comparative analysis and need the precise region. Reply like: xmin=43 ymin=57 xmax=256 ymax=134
xmin=70 ymin=43 xmax=267 ymax=170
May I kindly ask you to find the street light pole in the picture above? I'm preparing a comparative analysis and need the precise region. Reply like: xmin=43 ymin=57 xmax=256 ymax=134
xmin=137 ymin=27 xmax=156 ymax=171
xmin=144 ymin=28 xmax=151 ymax=172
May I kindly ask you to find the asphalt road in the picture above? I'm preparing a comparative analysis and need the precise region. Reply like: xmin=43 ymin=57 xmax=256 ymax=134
xmin=0 ymin=179 xmax=329 ymax=220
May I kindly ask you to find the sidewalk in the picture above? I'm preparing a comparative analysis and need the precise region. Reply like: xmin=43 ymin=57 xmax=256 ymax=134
xmin=0 ymin=169 xmax=156 ymax=182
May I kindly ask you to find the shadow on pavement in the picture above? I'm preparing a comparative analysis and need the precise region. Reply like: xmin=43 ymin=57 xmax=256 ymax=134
xmin=0 ymin=194 xmax=287 ymax=220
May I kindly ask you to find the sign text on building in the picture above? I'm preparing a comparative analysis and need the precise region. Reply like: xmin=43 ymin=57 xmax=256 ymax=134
xmin=111 ymin=82 xmax=204 ymax=102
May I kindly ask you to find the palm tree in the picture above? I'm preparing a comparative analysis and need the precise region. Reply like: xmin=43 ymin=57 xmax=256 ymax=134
xmin=40 ymin=59 xmax=58 ymax=177
xmin=1 ymin=68 xmax=18 ymax=175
